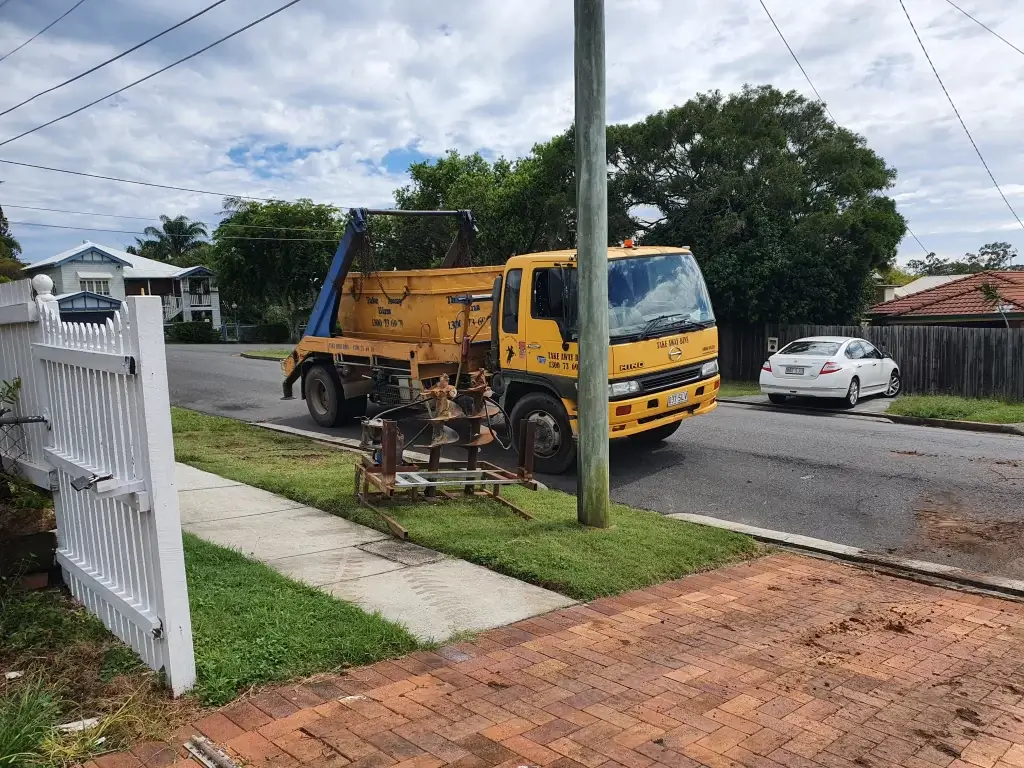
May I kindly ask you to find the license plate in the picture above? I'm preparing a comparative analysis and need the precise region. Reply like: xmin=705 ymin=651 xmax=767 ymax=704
xmin=667 ymin=392 xmax=689 ymax=406
xmin=785 ymin=367 xmax=805 ymax=375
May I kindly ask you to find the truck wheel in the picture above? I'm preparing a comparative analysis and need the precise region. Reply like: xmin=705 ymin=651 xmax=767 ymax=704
xmin=305 ymin=364 xmax=346 ymax=427
xmin=509 ymin=392 xmax=576 ymax=475
xmin=630 ymin=420 xmax=681 ymax=444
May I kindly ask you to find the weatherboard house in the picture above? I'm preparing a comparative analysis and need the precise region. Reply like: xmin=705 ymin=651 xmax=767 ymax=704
xmin=22 ymin=242 xmax=221 ymax=326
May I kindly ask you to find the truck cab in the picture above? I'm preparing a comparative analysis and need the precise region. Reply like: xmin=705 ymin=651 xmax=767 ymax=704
xmin=494 ymin=245 xmax=721 ymax=473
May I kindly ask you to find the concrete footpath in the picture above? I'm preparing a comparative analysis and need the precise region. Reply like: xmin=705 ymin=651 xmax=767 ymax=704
xmin=175 ymin=463 xmax=574 ymax=642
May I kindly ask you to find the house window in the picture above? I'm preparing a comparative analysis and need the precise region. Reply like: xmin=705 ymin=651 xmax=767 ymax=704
xmin=80 ymin=279 xmax=111 ymax=296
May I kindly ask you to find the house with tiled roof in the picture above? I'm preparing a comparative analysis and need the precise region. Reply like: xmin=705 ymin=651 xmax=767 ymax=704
xmin=868 ymin=270 xmax=1024 ymax=327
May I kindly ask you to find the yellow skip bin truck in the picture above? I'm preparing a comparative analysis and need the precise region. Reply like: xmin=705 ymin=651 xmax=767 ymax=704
xmin=282 ymin=209 xmax=721 ymax=473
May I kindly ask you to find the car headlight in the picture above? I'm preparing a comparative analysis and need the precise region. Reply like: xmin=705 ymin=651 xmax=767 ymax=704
xmin=609 ymin=380 xmax=641 ymax=397
xmin=701 ymin=359 xmax=719 ymax=378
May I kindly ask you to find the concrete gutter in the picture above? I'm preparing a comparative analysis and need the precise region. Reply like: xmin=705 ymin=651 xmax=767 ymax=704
xmin=239 ymin=352 xmax=288 ymax=362
xmin=669 ymin=512 xmax=1024 ymax=599
xmin=884 ymin=413 xmax=1024 ymax=436
xmin=717 ymin=397 xmax=1024 ymax=436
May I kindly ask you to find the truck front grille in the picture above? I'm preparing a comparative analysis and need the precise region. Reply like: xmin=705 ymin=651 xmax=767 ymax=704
xmin=637 ymin=363 xmax=702 ymax=394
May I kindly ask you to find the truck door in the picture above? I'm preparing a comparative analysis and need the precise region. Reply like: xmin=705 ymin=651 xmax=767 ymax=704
xmin=525 ymin=266 xmax=578 ymax=380
xmin=499 ymin=268 xmax=526 ymax=373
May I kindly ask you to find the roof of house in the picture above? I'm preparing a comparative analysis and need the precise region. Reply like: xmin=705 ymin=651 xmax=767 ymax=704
xmin=892 ymin=275 xmax=963 ymax=299
xmin=24 ymin=241 xmax=214 ymax=279
xmin=869 ymin=270 xmax=1024 ymax=318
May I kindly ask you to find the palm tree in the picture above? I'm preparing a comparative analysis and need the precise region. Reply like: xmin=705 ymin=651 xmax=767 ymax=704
xmin=127 ymin=214 xmax=208 ymax=262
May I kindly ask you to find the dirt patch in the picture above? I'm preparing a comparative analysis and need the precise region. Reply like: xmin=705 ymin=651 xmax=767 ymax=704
xmin=913 ymin=495 xmax=1024 ymax=552
xmin=805 ymin=604 xmax=929 ymax=648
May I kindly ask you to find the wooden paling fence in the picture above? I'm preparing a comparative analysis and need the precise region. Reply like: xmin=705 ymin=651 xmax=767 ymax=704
xmin=0 ymin=276 xmax=195 ymax=695
xmin=718 ymin=323 xmax=1024 ymax=401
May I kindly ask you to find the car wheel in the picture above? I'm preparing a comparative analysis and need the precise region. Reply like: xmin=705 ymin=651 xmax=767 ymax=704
xmin=884 ymin=371 xmax=901 ymax=398
xmin=630 ymin=420 xmax=681 ymax=444
xmin=841 ymin=377 xmax=859 ymax=409
xmin=767 ymin=394 xmax=788 ymax=405
xmin=509 ymin=392 xmax=576 ymax=475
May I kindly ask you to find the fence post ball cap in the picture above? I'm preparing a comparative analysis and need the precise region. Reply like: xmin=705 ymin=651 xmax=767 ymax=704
xmin=31 ymin=274 xmax=54 ymax=296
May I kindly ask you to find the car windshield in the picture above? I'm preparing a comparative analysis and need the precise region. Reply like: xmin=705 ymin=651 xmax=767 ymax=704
xmin=779 ymin=341 xmax=842 ymax=356
xmin=607 ymin=252 xmax=715 ymax=340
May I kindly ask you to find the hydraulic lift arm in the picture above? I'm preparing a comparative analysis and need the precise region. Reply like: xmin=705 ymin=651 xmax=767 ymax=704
xmin=281 ymin=208 xmax=477 ymax=399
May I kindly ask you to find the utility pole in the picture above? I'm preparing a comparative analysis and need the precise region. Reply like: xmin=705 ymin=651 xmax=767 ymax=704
xmin=574 ymin=0 xmax=610 ymax=528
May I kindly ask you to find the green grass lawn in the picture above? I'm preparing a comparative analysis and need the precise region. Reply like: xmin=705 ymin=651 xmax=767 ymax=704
xmin=0 ymin=535 xmax=419 ymax=766
xmin=184 ymin=534 xmax=418 ymax=706
xmin=241 ymin=348 xmax=291 ymax=360
xmin=887 ymin=395 xmax=1024 ymax=425
xmin=717 ymin=380 xmax=761 ymax=397
xmin=172 ymin=408 xmax=757 ymax=602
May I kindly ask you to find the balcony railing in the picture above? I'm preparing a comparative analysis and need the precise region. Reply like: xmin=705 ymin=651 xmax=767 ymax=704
xmin=190 ymin=293 xmax=212 ymax=308
xmin=162 ymin=296 xmax=183 ymax=321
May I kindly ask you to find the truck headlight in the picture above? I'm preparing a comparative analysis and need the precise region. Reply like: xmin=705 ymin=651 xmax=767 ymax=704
xmin=609 ymin=380 xmax=641 ymax=397
xmin=701 ymin=359 xmax=719 ymax=378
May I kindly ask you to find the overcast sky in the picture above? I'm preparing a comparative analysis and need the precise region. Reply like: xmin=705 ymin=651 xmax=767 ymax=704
xmin=1 ymin=0 xmax=1021 ymax=266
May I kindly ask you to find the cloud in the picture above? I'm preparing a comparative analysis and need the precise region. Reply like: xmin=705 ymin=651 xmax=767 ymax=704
xmin=0 ymin=0 xmax=1021 ymax=266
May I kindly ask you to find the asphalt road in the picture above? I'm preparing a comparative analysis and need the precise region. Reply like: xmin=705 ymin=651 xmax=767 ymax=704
xmin=167 ymin=344 xmax=1024 ymax=579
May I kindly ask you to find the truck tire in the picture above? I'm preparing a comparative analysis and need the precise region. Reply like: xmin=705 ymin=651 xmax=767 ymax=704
xmin=509 ymin=392 xmax=576 ymax=475
xmin=630 ymin=420 xmax=681 ymax=444
xmin=305 ymin=364 xmax=348 ymax=427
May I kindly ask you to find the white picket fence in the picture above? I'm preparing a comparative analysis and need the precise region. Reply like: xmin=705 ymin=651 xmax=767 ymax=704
xmin=0 ymin=276 xmax=195 ymax=695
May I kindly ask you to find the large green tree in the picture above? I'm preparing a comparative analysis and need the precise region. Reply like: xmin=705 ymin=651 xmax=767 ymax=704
xmin=0 ymin=205 xmax=24 ymax=283
xmin=126 ymin=214 xmax=208 ymax=262
xmin=907 ymin=242 xmax=1017 ymax=276
xmin=610 ymin=85 xmax=906 ymax=324
xmin=375 ymin=137 xmax=634 ymax=269
xmin=212 ymin=198 xmax=344 ymax=331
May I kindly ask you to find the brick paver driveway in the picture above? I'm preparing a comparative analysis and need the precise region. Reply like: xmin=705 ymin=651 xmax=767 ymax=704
xmin=112 ymin=554 xmax=1024 ymax=768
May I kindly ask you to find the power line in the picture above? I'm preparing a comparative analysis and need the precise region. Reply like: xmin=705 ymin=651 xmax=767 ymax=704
xmin=756 ymin=0 xmax=837 ymax=124
xmin=0 ymin=0 xmax=15 ymax=11
xmin=0 ymin=0 xmax=305 ymax=148
xmin=898 ymin=0 xmax=1024 ymax=234
xmin=909 ymin=225 xmax=933 ymax=256
xmin=0 ymin=0 xmax=89 ymax=64
xmin=0 ymin=0 xmax=230 ymax=119
xmin=942 ymin=0 xmax=1024 ymax=59
xmin=9 ymin=219 xmax=343 ymax=243
xmin=1 ymin=202 xmax=350 ymax=234
xmin=757 ymin=0 xmax=933 ymax=254
xmin=0 ymin=157 xmax=276 ymax=200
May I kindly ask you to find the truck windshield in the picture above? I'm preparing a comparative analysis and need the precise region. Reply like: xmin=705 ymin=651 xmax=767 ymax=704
xmin=607 ymin=252 xmax=714 ymax=341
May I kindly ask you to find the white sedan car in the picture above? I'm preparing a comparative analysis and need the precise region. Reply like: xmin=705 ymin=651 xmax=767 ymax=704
xmin=759 ymin=336 xmax=901 ymax=408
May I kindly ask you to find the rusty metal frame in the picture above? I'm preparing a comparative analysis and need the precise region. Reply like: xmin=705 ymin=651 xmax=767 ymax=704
xmin=354 ymin=419 xmax=538 ymax=539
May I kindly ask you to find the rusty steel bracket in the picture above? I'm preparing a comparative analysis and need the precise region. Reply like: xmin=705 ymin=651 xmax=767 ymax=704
xmin=353 ymin=412 xmax=538 ymax=537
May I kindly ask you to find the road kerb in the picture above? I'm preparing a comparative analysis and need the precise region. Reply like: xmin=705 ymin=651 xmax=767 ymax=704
xmin=668 ymin=512 xmax=1024 ymax=599
xmin=716 ymin=397 xmax=893 ymax=420
xmin=240 ymin=352 xmax=288 ymax=361
xmin=884 ymin=413 xmax=1024 ymax=436
xmin=718 ymin=398 xmax=1024 ymax=436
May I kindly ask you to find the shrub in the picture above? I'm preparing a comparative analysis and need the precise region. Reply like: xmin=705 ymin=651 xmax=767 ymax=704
xmin=167 ymin=321 xmax=220 ymax=344
xmin=241 ymin=323 xmax=289 ymax=343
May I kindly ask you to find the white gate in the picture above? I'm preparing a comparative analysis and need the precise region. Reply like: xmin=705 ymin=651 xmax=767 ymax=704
xmin=0 ymin=276 xmax=195 ymax=695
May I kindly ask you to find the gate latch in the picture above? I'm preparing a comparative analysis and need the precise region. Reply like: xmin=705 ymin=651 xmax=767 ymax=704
xmin=70 ymin=473 xmax=114 ymax=492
